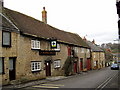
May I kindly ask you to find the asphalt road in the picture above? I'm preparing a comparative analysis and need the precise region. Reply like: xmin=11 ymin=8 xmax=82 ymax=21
xmin=23 ymin=67 xmax=119 ymax=90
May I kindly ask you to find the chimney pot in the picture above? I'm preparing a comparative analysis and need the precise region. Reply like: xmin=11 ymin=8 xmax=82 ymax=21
xmin=92 ymin=39 xmax=95 ymax=44
xmin=42 ymin=7 xmax=47 ymax=23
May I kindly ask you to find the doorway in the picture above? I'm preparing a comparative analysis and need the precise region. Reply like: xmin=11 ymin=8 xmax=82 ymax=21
xmin=87 ymin=58 xmax=91 ymax=70
xmin=74 ymin=62 xmax=77 ymax=73
xmin=9 ymin=57 xmax=16 ymax=81
xmin=80 ymin=58 xmax=83 ymax=71
xmin=45 ymin=61 xmax=51 ymax=76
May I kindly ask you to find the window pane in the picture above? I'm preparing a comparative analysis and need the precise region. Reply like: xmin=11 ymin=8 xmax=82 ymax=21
xmin=35 ymin=63 xmax=37 ymax=69
xmin=0 ymin=58 xmax=3 ymax=73
xmin=9 ymin=59 xmax=13 ymax=71
xmin=31 ymin=40 xmax=35 ymax=49
xmin=54 ymin=60 xmax=60 ymax=68
xmin=3 ymin=32 xmax=10 ymax=45
xmin=31 ymin=40 xmax=40 ymax=49
xmin=37 ymin=62 xmax=40 ymax=69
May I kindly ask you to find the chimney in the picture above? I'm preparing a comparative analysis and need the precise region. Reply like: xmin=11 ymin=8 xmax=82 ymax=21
xmin=92 ymin=39 xmax=95 ymax=44
xmin=83 ymin=36 xmax=87 ymax=41
xmin=42 ymin=7 xmax=47 ymax=23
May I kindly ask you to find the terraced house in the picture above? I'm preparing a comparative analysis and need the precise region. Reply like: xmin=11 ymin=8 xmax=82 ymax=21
xmin=83 ymin=37 xmax=105 ymax=70
xmin=0 ymin=4 xmax=91 ymax=85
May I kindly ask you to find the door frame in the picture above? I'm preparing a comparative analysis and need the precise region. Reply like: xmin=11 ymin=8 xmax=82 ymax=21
xmin=45 ymin=61 xmax=51 ymax=76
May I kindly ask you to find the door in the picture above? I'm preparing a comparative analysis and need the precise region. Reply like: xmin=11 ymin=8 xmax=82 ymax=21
xmin=45 ymin=61 xmax=51 ymax=76
xmin=87 ymin=59 xmax=91 ymax=70
xmin=74 ymin=62 xmax=77 ymax=73
xmin=9 ymin=58 xmax=16 ymax=81
xmin=80 ymin=58 xmax=83 ymax=71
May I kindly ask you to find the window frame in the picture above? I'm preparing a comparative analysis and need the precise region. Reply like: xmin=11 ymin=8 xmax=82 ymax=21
xmin=31 ymin=40 xmax=40 ymax=50
xmin=31 ymin=61 xmax=41 ymax=72
xmin=54 ymin=60 xmax=61 ymax=69
xmin=2 ymin=31 xmax=11 ymax=47
xmin=0 ymin=57 xmax=4 ymax=74
xmin=81 ymin=48 xmax=84 ymax=53
xmin=74 ymin=47 xmax=78 ymax=53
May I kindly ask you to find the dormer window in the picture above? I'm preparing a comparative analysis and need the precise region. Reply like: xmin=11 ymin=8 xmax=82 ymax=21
xmin=31 ymin=40 xmax=40 ymax=49
xmin=2 ymin=31 xmax=11 ymax=47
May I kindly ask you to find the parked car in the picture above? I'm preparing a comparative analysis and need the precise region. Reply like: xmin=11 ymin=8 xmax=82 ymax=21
xmin=111 ymin=63 xmax=119 ymax=70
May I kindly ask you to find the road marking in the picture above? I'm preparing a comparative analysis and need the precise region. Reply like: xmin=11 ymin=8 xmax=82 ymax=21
xmin=32 ymin=85 xmax=59 ymax=88
xmin=100 ymin=73 xmax=118 ymax=89
xmin=32 ymin=84 xmax=64 ymax=89
xmin=95 ymin=73 xmax=118 ymax=90
xmin=41 ymin=84 xmax=64 ymax=86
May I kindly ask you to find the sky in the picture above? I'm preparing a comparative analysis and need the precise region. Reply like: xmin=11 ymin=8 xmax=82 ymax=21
xmin=4 ymin=0 xmax=119 ymax=45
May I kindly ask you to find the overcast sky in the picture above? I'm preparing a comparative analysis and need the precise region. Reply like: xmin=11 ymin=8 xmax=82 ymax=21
xmin=4 ymin=0 xmax=118 ymax=45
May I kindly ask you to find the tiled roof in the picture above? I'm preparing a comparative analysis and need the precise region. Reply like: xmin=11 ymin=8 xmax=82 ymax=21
xmin=85 ymin=41 xmax=103 ymax=52
xmin=2 ymin=7 xmax=89 ymax=48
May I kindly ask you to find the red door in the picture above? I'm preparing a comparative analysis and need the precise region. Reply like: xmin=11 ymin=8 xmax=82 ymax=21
xmin=87 ymin=59 xmax=91 ymax=70
xmin=74 ymin=62 xmax=77 ymax=73
xmin=80 ymin=59 xmax=83 ymax=71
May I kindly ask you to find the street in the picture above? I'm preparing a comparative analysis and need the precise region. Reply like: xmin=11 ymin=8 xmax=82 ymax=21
xmin=22 ymin=67 xmax=119 ymax=90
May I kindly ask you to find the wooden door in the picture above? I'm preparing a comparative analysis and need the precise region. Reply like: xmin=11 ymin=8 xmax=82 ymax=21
xmin=74 ymin=62 xmax=77 ymax=73
xmin=87 ymin=59 xmax=91 ymax=70
xmin=45 ymin=61 xmax=51 ymax=76
xmin=80 ymin=58 xmax=83 ymax=71
xmin=9 ymin=58 xmax=16 ymax=81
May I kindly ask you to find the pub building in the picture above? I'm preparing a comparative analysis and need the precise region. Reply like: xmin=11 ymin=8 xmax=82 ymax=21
xmin=0 ymin=3 xmax=91 ymax=85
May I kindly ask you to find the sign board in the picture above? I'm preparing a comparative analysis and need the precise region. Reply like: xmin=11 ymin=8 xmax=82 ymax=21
xmin=39 ymin=50 xmax=56 ymax=55
xmin=50 ymin=40 xmax=57 ymax=49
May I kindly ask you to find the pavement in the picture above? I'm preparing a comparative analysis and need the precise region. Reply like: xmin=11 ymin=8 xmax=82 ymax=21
xmin=1 ymin=69 xmax=103 ymax=89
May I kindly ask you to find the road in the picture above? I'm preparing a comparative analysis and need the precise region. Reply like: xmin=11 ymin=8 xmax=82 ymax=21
xmin=22 ymin=67 xmax=119 ymax=89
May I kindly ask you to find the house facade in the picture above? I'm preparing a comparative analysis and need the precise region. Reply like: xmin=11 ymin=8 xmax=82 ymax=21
xmin=0 ymin=7 xmax=90 ymax=85
xmin=83 ymin=38 xmax=105 ymax=70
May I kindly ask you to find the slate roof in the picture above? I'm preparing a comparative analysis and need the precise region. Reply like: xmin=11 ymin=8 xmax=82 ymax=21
xmin=85 ymin=41 xmax=103 ymax=52
xmin=2 ymin=7 xmax=89 ymax=48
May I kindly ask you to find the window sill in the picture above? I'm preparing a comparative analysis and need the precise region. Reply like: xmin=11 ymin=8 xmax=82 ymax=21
xmin=31 ymin=48 xmax=41 ymax=50
xmin=2 ymin=45 xmax=11 ymax=47
xmin=0 ymin=72 xmax=5 ymax=75
xmin=31 ymin=70 xmax=41 ymax=73
xmin=54 ymin=67 xmax=61 ymax=69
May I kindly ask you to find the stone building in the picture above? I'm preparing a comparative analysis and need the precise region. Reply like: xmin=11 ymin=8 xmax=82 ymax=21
xmin=0 ymin=6 xmax=90 ymax=85
xmin=83 ymin=38 xmax=105 ymax=69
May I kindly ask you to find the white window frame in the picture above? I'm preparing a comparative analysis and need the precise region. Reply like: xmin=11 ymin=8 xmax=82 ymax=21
xmin=94 ymin=55 xmax=96 ymax=58
xmin=31 ymin=61 xmax=41 ymax=71
xmin=54 ymin=60 xmax=61 ymax=68
xmin=74 ymin=47 xmax=78 ymax=53
xmin=31 ymin=40 xmax=40 ymax=49
xmin=87 ymin=49 xmax=90 ymax=53
xmin=81 ymin=48 xmax=84 ymax=53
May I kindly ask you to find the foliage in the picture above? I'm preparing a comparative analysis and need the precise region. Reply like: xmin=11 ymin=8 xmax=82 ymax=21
xmin=101 ymin=43 xmax=120 ymax=53
xmin=63 ymin=56 xmax=74 ymax=76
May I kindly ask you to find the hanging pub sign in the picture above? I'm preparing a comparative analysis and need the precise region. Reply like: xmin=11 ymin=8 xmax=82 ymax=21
xmin=39 ymin=50 xmax=56 ymax=55
xmin=50 ymin=39 xmax=57 ymax=49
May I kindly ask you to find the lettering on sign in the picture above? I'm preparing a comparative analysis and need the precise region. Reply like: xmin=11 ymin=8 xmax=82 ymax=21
xmin=39 ymin=50 xmax=56 ymax=55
